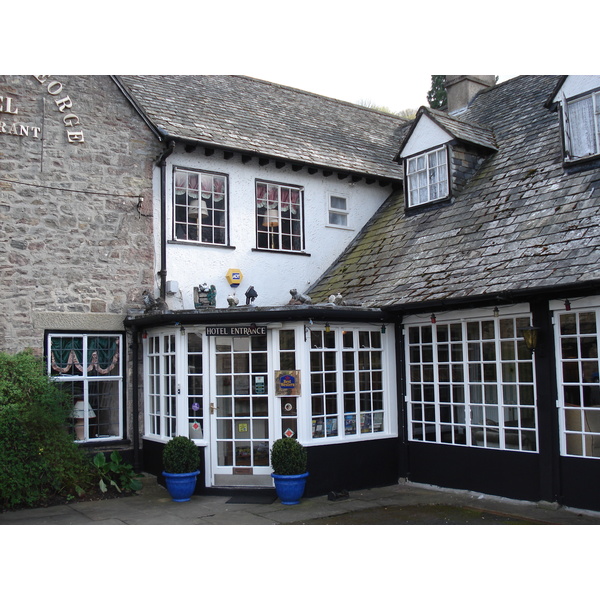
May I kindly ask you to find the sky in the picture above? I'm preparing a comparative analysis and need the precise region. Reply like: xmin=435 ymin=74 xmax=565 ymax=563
xmin=12 ymin=1 xmax=595 ymax=114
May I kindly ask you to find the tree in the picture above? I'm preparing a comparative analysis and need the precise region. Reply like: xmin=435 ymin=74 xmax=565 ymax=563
xmin=427 ymin=75 xmax=446 ymax=110
xmin=357 ymin=100 xmax=416 ymax=120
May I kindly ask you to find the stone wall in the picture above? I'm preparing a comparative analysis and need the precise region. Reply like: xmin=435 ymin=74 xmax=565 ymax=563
xmin=0 ymin=75 xmax=161 ymax=354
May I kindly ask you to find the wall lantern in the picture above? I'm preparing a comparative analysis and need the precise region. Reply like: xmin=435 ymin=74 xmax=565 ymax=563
xmin=325 ymin=323 xmax=331 ymax=333
xmin=521 ymin=326 xmax=540 ymax=353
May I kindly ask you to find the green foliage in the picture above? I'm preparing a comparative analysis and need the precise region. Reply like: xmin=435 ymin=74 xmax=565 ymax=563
xmin=92 ymin=451 xmax=142 ymax=494
xmin=270 ymin=437 xmax=307 ymax=475
xmin=427 ymin=75 xmax=447 ymax=110
xmin=162 ymin=436 xmax=201 ymax=474
xmin=0 ymin=351 xmax=94 ymax=509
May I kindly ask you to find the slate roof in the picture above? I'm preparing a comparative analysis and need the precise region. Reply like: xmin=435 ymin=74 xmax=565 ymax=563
xmin=416 ymin=107 xmax=497 ymax=152
xmin=115 ymin=75 xmax=407 ymax=181
xmin=307 ymin=75 xmax=600 ymax=309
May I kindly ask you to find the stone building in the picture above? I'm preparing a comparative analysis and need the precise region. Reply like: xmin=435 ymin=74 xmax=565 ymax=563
xmin=0 ymin=76 xmax=161 ymax=457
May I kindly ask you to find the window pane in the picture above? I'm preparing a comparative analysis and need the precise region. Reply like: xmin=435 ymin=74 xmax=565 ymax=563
xmin=568 ymin=96 xmax=597 ymax=158
xmin=50 ymin=334 xmax=123 ymax=441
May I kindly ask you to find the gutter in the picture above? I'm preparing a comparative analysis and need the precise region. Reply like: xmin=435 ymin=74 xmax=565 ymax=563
xmin=124 ymin=305 xmax=390 ymax=329
xmin=383 ymin=280 xmax=600 ymax=316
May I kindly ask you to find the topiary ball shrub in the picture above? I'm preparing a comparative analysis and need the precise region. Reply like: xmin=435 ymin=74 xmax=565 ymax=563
xmin=270 ymin=437 xmax=307 ymax=475
xmin=162 ymin=436 xmax=201 ymax=474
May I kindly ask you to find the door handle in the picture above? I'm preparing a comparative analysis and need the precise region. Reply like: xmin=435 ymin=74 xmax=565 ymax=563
xmin=210 ymin=402 xmax=216 ymax=415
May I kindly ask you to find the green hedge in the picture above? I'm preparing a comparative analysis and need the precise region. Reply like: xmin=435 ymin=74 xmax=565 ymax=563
xmin=0 ymin=351 xmax=94 ymax=509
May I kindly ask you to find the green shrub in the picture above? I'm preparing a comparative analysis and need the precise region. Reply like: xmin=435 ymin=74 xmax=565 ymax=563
xmin=270 ymin=437 xmax=307 ymax=475
xmin=162 ymin=436 xmax=201 ymax=473
xmin=0 ymin=351 xmax=94 ymax=509
xmin=92 ymin=451 xmax=142 ymax=494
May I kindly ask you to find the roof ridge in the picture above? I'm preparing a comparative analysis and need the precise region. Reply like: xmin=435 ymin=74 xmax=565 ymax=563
xmin=230 ymin=74 xmax=410 ymax=123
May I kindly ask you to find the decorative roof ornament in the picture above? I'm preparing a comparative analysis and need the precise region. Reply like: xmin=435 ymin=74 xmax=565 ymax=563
xmin=288 ymin=289 xmax=312 ymax=305
xmin=245 ymin=286 xmax=258 ymax=305
xmin=142 ymin=290 xmax=168 ymax=313
xmin=227 ymin=292 xmax=239 ymax=307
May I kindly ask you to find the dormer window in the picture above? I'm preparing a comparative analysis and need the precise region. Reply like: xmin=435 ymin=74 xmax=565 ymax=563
xmin=564 ymin=89 xmax=600 ymax=161
xmin=406 ymin=146 xmax=449 ymax=207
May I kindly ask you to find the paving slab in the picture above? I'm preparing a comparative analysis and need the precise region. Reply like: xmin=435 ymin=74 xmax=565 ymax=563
xmin=2 ymin=475 xmax=600 ymax=525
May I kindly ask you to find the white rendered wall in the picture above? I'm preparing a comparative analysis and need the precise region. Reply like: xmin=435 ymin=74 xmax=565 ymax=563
xmin=399 ymin=115 xmax=452 ymax=158
xmin=554 ymin=75 xmax=600 ymax=101
xmin=153 ymin=147 xmax=392 ymax=309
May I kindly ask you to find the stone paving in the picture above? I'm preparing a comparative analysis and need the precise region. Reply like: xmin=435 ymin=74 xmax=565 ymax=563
xmin=2 ymin=474 xmax=600 ymax=526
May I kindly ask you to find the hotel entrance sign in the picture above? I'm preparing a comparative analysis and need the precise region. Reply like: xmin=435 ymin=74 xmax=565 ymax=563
xmin=205 ymin=325 xmax=267 ymax=336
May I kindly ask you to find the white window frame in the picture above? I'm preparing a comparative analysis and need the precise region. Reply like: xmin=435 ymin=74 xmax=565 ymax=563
xmin=141 ymin=323 xmax=396 ymax=451
xmin=563 ymin=89 xmax=600 ymax=161
xmin=327 ymin=194 xmax=350 ymax=229
xmin=405 ymin=145 xmax=449 ymax=208
xmin=255 ymin=180 xmax=304 ymax=252
xmin=404 ymin=307 xmax=538 ymax=453
xmin=47 ymin=333 xmax=123 ymax=442
xmin=144 ymin=330 xmax=179 ymax=441
xmin=173 ymin=167 xmax=228 ymax=245
xmin=306 ymin=325 xmax=396 ymax=445
xmin=552 ymin=299 xmax=600 ymax=459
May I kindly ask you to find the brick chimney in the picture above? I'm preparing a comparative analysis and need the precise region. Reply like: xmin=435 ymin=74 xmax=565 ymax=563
xmin=445 ymin=76 xmax=496 ymax=113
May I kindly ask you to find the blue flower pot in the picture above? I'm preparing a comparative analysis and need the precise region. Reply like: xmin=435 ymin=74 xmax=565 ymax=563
xmin=271 ymin=472 xmax=309 ymax=505
xmin=162 ymin=470 xmax=200 ymax=502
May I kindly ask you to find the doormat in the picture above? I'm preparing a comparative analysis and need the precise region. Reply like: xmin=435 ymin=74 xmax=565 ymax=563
xmin=225 ymin=495 xmax=276 ymax=505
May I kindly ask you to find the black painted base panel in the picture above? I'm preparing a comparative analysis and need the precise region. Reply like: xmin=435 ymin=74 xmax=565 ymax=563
xmin=406 ymin=442 xmax=542 ymax=503
xmin=141 ymin=437 xmax=399 ymax=498
xmin=559 ymin=457 xmax=600 ymax=512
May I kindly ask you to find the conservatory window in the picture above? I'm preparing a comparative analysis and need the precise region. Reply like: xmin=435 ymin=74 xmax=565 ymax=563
xmin=174 ymin=168 xmax=228 ymax=244
xmin=556 ymin=309 xmax=600 ymax=458
xmin=146 ymin=332 xmax=177 ymax=440
xmin=310 ymin=328 xmax=385 ymax=440
xmin=48 ymin=334 xmax=123 ymax=442
xmin=406 ymin=315 xmax=538 ymax=452
xmin=406 ymin=146 xmax=449 ymax=207
xmin=256 ymin=180 xmax=304 ymax=251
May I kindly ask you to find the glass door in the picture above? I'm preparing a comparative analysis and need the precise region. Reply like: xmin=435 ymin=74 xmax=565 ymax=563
xmin=210 ymin=334 xmax=273 ymax=486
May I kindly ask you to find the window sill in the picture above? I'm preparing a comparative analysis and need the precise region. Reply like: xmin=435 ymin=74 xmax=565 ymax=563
xmin=303 ymin=431 xmax=397 ymax=447
xmin=143 ymin=434 xmax=208 ymax=447
xmin=252 ymin=248 xmax=311 ymax=257
xmin=169 ymin=240 xmax=236 ymax=250
xmin=563 ymin=154 xmax=600 ymax=173
xmin=326 ymin=224 xmax=353 ymax=231
xmin=405 ymin=196 xmax=452 ymax=215
xmin=75 ymin=437 xmax=128 ymax=446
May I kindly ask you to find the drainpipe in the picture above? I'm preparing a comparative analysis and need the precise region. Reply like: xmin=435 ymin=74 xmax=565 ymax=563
xmin=157 ymin=140 xmax=175 ymax=299
xmin=131 ymin=324 xmax=141 ymax=471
